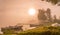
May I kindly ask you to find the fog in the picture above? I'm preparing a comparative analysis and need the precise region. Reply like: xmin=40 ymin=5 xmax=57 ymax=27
xmin=0 ymin=0 xmax=60 ymax=28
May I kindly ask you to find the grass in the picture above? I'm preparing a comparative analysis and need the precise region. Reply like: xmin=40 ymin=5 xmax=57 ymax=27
xmin=2 ymin=24 xmax=60 ymax=35
xmin=17 ymin=26 xmax=60 ymax=35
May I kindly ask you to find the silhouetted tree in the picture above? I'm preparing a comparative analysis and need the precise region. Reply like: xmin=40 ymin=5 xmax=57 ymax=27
xmin=46 ymin=0 xmax=50 ymax=2
xmin=46 ymin=8 xmax=52 ymax=22
xmin=59 ymin=16 xmax=60 ymax=20
xmin=41 ymin=0 xmax=44 ymax=1
xmin=41 ymin=0 xmax=60 ymax=5
xmin=53 ymin=15 xmax=57 ymax=23
xmin=38 ymin=9 xmax=47 ymax=20
xmin=57 ymin=16 xmax=60 ymax=23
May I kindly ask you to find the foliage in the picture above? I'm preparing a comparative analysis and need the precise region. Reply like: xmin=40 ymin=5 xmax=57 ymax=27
xmin=17 ymin=26 xmax=60 ymax=35
xmin=41 ymin=0 xmax=60 ymax=5
xmin=38 ymin=9 xmax=47 ymax=20
xmin=46 ymin=8 xmax=52 ymax=22
xmin=2 ymin=26 xmax=60 ymax=35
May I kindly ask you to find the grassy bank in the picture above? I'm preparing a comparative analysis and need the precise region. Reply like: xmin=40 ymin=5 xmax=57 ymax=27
xmin=2 ymin=26 xmax=60 ymax=35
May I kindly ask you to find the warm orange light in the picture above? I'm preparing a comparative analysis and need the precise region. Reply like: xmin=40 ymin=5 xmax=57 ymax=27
xmin=28 ymin=8 xmax=36 ymax=16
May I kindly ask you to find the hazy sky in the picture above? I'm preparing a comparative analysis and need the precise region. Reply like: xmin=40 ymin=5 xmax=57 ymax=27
xmin=0 ymin=0 xmax=60 ymax=27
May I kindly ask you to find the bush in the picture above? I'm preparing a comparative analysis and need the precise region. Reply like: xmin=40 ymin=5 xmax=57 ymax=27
xmin=17 ymin=26 xmax=60 ymax=35
xmin=2 ymin=26 xmax=60 ymax=35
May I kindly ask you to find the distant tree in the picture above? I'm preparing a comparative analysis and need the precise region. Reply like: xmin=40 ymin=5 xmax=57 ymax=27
xmin=41 ymin=0 xmax=44 ymax=1
xmin=41 ymin=0 xmax=60 ymax=6
xmin=53 ymin=15 xmax=57 ymax=23
xmin=38 ymin=9 xmax=47 ymax=20
xmin=57 ymin=16 xmax=60 ymax=23
xmin=46 ymin=8 xmax=52 ymax=22
xmin=47 ymin=0 xmax=58 ymax=4
xmin=58 ymin=4 xmax=60 ymax=6
xmin=59 ymin=16 xmax=60 ymax=20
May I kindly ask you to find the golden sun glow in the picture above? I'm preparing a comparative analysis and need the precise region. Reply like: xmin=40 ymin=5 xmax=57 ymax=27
xmin=28 ymin=8 xmax=36 ymax=16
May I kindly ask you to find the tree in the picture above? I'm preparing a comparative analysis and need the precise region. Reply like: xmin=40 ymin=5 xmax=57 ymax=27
xmin=53 ymin=15 xmax=57 ymax=23
xmin=46 ymin=8 xmax=52 ymax=22
xmin=41 ymin=0 xmax=60 ymax=5
xmin=38 ymin=9 xmax=47 ymax=20
xmin=47 ymin=0 xmax=58 ymax=4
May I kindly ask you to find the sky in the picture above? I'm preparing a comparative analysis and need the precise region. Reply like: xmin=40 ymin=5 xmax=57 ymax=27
xmin=0 ymin=0 xmax=60 ymax=28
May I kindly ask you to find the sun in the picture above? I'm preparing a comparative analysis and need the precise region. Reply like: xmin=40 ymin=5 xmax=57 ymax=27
xmin=28 ymin=8 xmax=36 ymax=16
